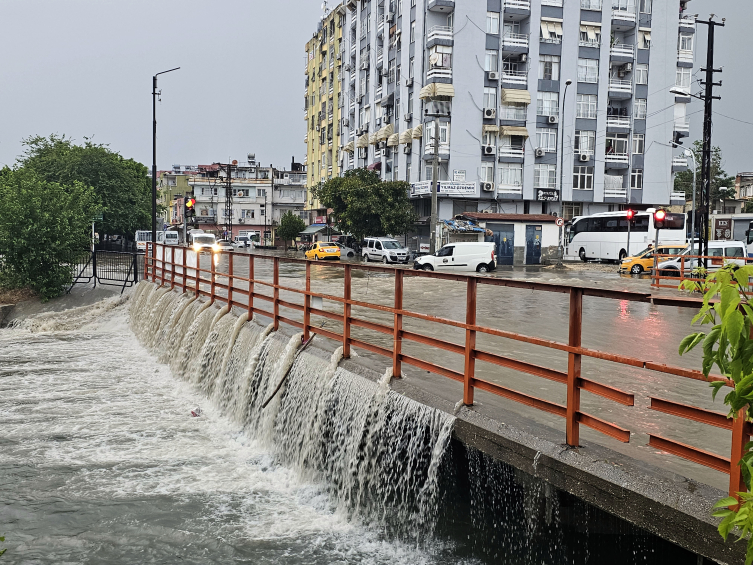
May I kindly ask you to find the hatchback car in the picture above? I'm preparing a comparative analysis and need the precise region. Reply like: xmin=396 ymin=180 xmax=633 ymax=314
xmin=214 ymin=240 xmax=234 ymax=253
xmin=619 ymin=244 xmax=687 ymax=274
xmin=305 ymin=242 xmax=341 ymax=261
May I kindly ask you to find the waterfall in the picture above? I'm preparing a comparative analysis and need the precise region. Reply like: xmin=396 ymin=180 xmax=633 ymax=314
xmin=129 ymin=281 xmax=455 ymax=541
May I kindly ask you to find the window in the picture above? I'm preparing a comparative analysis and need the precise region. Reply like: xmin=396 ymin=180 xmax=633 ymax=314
xmin=410 ymin=21 xmax=415 ymax=43
xmin=481 ymin=162 xmax=495 ymax=183
xmin=447 ymin=12 xmax=454 ymax=29
xmin=540 ymin=20 xmax=563 ymax=43
xmin=257 ymin=188 xmax=267 ymax=197
xmin=676 ymin=67 xmax=692 ymax=89
xmin=483 ymin=87 xmax=497 ymax=109
xmin=679 ymin=33 xmax=693 ymax=51
xmin=429 ymin=45 xmax=452 ymax=69
xmin=630 ymin=169 xmax=644 ymax=189
xmin=498 ymin=163 xmax=523 ymax=186
xmin=577 ymin=58 xmax=599 ymax=83
xmin=574 ymin=130 xmax=596 ymax=155
xmin=638 ymin=30 xmax=651 ymax=49
xmin=640 ymin=0 xmax=652 ymax=14
xmin=536 ymin=128 xmax=557 ymax=152
xmin=633 ymin=98 xmax=647 ymax=119
xmin=485 ymin=50 xmax=499 ymax=72
xmin=635 ymin=63 xmax=649 ymax=85
xmin=563 ymin=202 xmax=582 ymax=221
xmin=499 ymin=102 xmax=527 ymax=121
xmin=242 ymin=209 xmax=255 ymax=219
xmin=482 ymin=130 xmax=496 ymax=146
xmin=486 ymin=12 xmax=500 ymax=34
xmin=632 ymin=133 xmax=645 ymax=154
xmin=388 ymin=59 xmax=396 ymax=83
xmin=576 ymin=94 xmax=598 ymax=119
xmin=538 ymin=55 xmax=560 ymax=81
xmin=537 ymin=91 xmax=559 ymax=116
xmin=573 ymin=166 xmax=594 ymax=190
xmin=396 ymin=64 xmax=401 ymax=84
xmin=579 ymin=25 xmax=601 ymax=47
xmin=407 ymin=92 xmax=413 ymax=114
xmin=605 ymin=133 xmax=629 ymax=155
xmin=409 ymin=57 xmax=414 ymax=78
xmin=534 ymin=164 xmax=557 ymax=189
xmin=425 ymin=121 xmax=450 ymax=145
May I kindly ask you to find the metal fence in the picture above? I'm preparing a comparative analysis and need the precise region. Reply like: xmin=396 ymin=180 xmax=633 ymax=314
xmin=146 ymin=243 xmax=750 ymax=498
xmin=68 ymin=250 xmax=139 ymax=294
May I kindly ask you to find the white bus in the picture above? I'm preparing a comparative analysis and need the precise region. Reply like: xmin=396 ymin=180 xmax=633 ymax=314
xmin=135 ymin=230 xmax=164 ymax=252
xmin=565 ymin=210 xmax=686 ymax=262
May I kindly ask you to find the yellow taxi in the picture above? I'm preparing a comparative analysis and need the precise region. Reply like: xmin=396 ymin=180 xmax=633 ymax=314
xmin=305 ymin=242 xmax=341 ymax=261
xmin=619 ymin=244 xmax=688 ymax=274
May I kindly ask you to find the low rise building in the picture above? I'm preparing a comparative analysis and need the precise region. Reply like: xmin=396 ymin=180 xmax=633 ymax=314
xmin=735 ymin=172 xmax=753 ymax=201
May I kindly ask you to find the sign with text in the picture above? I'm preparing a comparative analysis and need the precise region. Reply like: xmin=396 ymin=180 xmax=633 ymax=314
xmin=714 ymin=218 xmax=732 ymax=240
xmin=536 ymin=189 xmax=559 ymax=202
xmin=453 ymin=170 xmax=466 ymax=182
xmin=410 ymin=181 xmax=477 ymax=196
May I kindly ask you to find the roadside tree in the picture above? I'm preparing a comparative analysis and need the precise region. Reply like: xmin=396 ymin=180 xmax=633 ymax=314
xmin=276 ymin=211 xmax=306 ymax=250
xmin=674 ymin=141 xmax=736 ymax=205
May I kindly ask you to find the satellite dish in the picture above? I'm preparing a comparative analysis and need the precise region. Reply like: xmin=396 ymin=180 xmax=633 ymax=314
xmin=429 ymin=53 xmax=439 ymax=65
xmin=232 ymin=159 xmax=238 ymax=165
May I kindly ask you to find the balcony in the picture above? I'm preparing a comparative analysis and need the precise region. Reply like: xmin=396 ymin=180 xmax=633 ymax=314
xmin=608 ymin=79 xmax=633 ymax=99
xmin=498 ymin=185 xmax=523 ymax=196
xmin=541 ymin=0 xmax=563 ymax=5
xmin=674 ymin=118 xmax=690 ymax=134
xmin=503 ymin=0 xmax=531 ymax=10
xmin=678 ymin=49 xmax=694 ymax=64
xmin=501 ymin=69 xmax=527 ymax=86
xmin=605 ymin=187 xmax=627 ymax=198
xmin=377 ymin=16 xmax=384 ymax=37
xmin=376 ymin=46 xmax=384 ymax=68
xmin=606 ymin=116 xmax=630 ymax=130
xmin=350 ymin=44 xmax=356 ymax=57
xmin=427 ymin=25 xmax=453 ymax=47
xmin=671 ymin=191 xmax=687 ymax=201
xmin=611 ymin=8 xmax=637 ymax=28
xmin=610 ymin=44 xmax=634 ymax=61
xmin=579 ymin=39 xmax=601 ymax=48
xmin=672 ymin=156 xmax=689 ymax=172
xmin=581 ymin=0 xmax=602 ymax=9
xmin=604 ymin=153 xmax=630 ymax=168
xmin=502 ymin=32 xmax=529 ymax=51
xmin=428 ymin=0 xmax=455 ymax=12
xmin=498 ymin=145 xmax=525 ymax=158
xmin=427 ymin=66 xmax=452 ymax=81
xmin=499 ymin=106 xmax=527 ymax=121
xmin=679 ymin=16 xmax=696 ymax=32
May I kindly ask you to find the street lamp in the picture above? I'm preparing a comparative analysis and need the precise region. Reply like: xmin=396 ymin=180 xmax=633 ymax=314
xmin=684 ymin=148 xmax=698 ymax=256
xmin=557 ymin=79 xmax=573 ymax=266
xmin=152 ymin=67 xmax=180 ymax=256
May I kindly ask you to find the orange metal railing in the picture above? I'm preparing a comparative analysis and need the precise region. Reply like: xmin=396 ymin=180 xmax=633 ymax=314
xmin=651 ymin=252 xmax=752 ymax=291
xmin=146 ymin=243 xmax=750 ymax=496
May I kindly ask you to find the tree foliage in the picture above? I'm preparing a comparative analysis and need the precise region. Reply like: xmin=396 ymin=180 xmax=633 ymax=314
xmin=0 ymin=168 xmax=99 ymax=300
xmin=680 ymin=265 xmax=753 ymax=563
xmin=276 ymin=210 xmax=306 ymax=249
xmin=674 ymin=140 xmax=736 ymax=205
xmin=313 ymin=168 xmax=417 ymax=241
xmin=18 ymin=135 xmax=152 ymax=237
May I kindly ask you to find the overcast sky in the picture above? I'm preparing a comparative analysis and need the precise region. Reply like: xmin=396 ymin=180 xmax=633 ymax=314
xmin=0 ymin=0 xmax=750 ymax=175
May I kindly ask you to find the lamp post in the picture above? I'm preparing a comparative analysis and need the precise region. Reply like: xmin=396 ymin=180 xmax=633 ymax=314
xmin=685 ymin=148 xmax=698 ymax=255
xmin=152 ymin=67 xmax=180 ymax=256
xmin=557 ymin=79 xmax=572 ymax=266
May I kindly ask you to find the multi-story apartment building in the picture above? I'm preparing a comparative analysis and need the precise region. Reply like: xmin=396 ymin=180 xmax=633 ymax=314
xmin=736 ymin=172 xmax=753 ymax=202
xmin=157 ymin=168 xmax=192 ymax=227
xmin=319 ymin=0 xmax=694 ymax=227
xmin=305 ymin=6 xmax=346 ymax=222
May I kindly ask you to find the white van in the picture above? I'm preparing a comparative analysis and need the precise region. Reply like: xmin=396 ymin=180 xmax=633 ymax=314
xmin=414 ymin=242 xmax=496 ymax=273
xmin=135 ymin=230 xmax=164 ymax=252
xmin=362 ymin=237 xmax=410 ymax=264
xmin=190 ymin=232 xmax=217 ymax=252
xmin=164 ymin=232 xmax=180 ymax=245
xmin=656 ymin=240 xmax=747 ymax=277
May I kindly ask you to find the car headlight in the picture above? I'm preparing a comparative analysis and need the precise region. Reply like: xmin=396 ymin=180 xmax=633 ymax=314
xmin=193 ymin=244 xmax=201 ymax=252
xmin=212 ymin=244 xmax=220 ymax=252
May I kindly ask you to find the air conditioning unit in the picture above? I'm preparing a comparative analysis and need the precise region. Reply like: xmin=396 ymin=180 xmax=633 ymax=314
xmin=378 ymin=141 xmax=386 ymax=149
xmin=381 ymin=69 xmax=389 ymax=78
xmin=623 ymin=62 xmax=633 ymax=72
xmin=376 ymin=117 xmax=382 ymax=126
xmin=579 ymin=153 xmax=590 ymax=162
xmin=404 ymin=112 xmax=412 ymax=121
xmin=238 ymin=218 xmax=246 ymax=224
xmin=482 ymin=145 xmax=496 ymax=155
xmin=484 ymin=108 xmax=497 ymax=119
xmin=343 ymin=118 xmax=350 ymax=127
xmin=519 ymin=54 xmax=528 ymax=63
xmin=535 ymin=147 xmax=546 ymax=157
xmin=343 ymin=63 xmax=351 ymax=71
xmin=548 ymin=115 xmax=558 ymax=124
xmin=386 ymin=12 xmax=394 ymax=22
xmin=360 ymin=62 xmax=369 ymax=70
xmin=403 ymin=145 xmax=411 ymax=154
xmin=383 ymin=115 xmax=390 ymax=124
xmin=357 ymin=95 xmax=364 ymax=103
xmin=405 ymin=77 xmax=414 ymax=87
xmin=482 ymin=182 xmax=495 ymax=192
xmin=487 ymin=71 xmax=499 ymax=81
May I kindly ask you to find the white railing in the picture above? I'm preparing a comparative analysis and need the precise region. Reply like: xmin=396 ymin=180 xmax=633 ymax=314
xmin=606 ymin=117 xmax=630 ymax=128
xmin=499 ymin=106 xmax=527 ymax=121
xmin=498 ymin=185 xmax=523 ymax=195
xmin=679 ymin=16 xmax=696 ymax=30
xmin=674 ymin=119 xmax=690 ymax=132
xmin=503 ymin=33 xmax=529 ymax=49
xmin=541 ymin=0 xmax=563 ymax=5
xmin=608 ymin=79 xmax=633 ymax=94
xmin=672 ymin=157 xmax=689 ymax=168
xmin=499 ymin=146 xmax=525 ymax=158
xmin=304 ymin=110 xmax=308 ymax=119
xmin=427 ymin=26 xmax=454 ymax=43
xmin=581 ymin=0 xmax=602 ymax=9
xmin=502 ymin=70 xmax=527 ymax=85
xmin=540 ymin=35 xmax=561 ymax=45
xmin=350 ymin=72 xmax=356 ymax=83
xmin=605 ymin=188 xmax=627 ymax=197
xmin=350 ymin=44 xmax=357 ymax=55
xmin=427 ymin=67 xmax=452 ymax=80
xmin=424 ymin=144 xmax=451 ymax=155
xmin=612 ymin=8 xmax=636 ymax=22
xmin=503 ymin=0 xmax=530 ymax=9
xmin=678 ymin=49 xmax=694 ymax=64
xmin=611 ymin=44 xmax=634 ymax=58
xmin=376 ymin=46 xmax=383 ymax=65
xmin=605 ymin=153 xmax=630 ymax=165
xmin=579 ymin=39 xmax=601 ymax=48
xmin=671 ymin=191 xmax=686 ymax=200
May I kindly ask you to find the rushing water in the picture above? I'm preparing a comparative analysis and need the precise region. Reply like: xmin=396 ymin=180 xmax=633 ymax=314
xmin=0 ymin=282 xmax=704 ymax=564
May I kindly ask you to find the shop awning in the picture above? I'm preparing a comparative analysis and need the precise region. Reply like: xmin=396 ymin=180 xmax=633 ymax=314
xmin=501 ymin=88 xmax=531 ymax=105
xmin=412 ymin=124 xmax=423 ymax=139
xmin=387 ymin=133 xmax=400 ymax=147
xmin=418 ymin=83 xmax=455 ymax=100
xmin=299 ymin=224 xmax=328 ymax=235
xmin=342 ymin=141 xmax=355 ymax=153
xmin=483 ymin=124 xmax=499 ymax=133
xmin=377 ymin=123 xmax=394 ymax=141
xmin=399 ymin=129 xmax=413 ymax=144
xmin=356 ymin=133 xmax=369 ymax=148
xmin=369 ymin=131 xmax=379 ymax=145
xmin=499 ymin=126 xmax=529 ymax=138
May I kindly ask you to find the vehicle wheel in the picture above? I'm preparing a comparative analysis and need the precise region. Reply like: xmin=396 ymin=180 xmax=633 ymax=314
xmin=477 ymin=264 xmax=489 ymax=273
xmin=579 ymin=248 xmax=587 ymax=262
xmin=661 ymin=269 xmax=679 ymax=277
xmin=630 ymin=264 xmax=643 ymax=275
xmin=423 ymin=264 xmax=434 ymax=271
xmin=364 ymin=254 xmax=369 ymax=262
xmin=314 ymin=255 xmax=319 ymax=261
xmin=348 ymin=252 xmax=354 ymax=258
xmin=382 ymin=256 xmax=389 ymax=264
xmin=619 ymin=249 xmax=628 ymax=261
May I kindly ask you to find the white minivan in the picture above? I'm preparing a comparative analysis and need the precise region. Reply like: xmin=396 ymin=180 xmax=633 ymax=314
xmin=414 ymin=242 xmax=496 ymax=273
xmin=362 ymin=237 xmax=410 ymax=264
xmin=656 ymin=240 xmax=747 ymax=277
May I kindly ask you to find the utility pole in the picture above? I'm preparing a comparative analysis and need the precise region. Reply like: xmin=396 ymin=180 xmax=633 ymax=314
xmin=696 ymin=17 xmax=724 ymax=268
xmin=430 ymin=123 xmax=439 ymax=254
xmin=556 ymin=80 xmax=572 ymax=266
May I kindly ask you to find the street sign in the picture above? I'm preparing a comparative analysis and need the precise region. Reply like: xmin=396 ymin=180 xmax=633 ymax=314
xmin=92 ymin=211 xmax=104 ymax=222
xmin=555 ymin=217 xmax=564 ymax=227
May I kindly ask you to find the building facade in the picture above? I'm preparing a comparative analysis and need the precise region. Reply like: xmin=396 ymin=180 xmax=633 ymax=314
xmin=305 ymin=6 xmax=347 ymax=222
xmin=312 ymin=0 xmax=694 ymax=228
xmin=736 ymin=172 xmax=753 ymax=202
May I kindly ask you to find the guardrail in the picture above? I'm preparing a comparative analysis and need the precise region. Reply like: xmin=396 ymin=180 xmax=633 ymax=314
xmin=651 ymin=252 xmax=749 ymax=292
xmin=145 ymin=243 xmax=750 ymax=497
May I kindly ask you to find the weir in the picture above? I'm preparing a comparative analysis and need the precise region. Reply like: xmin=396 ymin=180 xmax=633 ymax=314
xmin=130 ymin=278 xmax=741 ymax=564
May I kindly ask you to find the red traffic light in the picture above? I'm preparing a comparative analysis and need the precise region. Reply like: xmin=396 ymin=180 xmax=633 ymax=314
xmin=654 ymin=209 xmax=666 ymax=221
xmin=186 ymin=198 xmax=196 ymax=209
xmin=626 ymin=209 xmax=635 ymax=220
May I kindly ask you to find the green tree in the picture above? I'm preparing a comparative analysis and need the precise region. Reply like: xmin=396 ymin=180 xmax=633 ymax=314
xmin=0 ymin=168 xmax=100 ymax=300
xmin=276 ymin=211 xmax=306 ymax=249
xmin=313 ymin=168 xmax=417 ymax=241
xmin=18 ymin=135 xmax=152 ymax=238
xmin=674 ymin=140 xmax=736 ymax=206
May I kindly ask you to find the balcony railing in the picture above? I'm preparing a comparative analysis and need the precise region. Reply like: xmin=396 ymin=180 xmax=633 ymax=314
xmin=610 ymin=44 xmax=634 ymax=58
xmin=499 ymin=146 xmax=525 ymax=158
xmin=503 ymin=33 xmax=529 ymax=49
xmin=672 ymin=156 xmax=689 ymax=169
xmin=427 ymin=25 xmax=453 ymax=43
xmin=581 ymin=0 xmax=602 ymax=9
xmin=540 ymin=35 xmax=561 ymax=45
xmin=502 ymin=69 xmax=527 ymax=85
xmin=671 ymin=191 xmax=687 ymax=200
xmin=674 ymin=119 xmax=690 ymax=132
xmin=541 ymin=0 xmax=563 ymax=5
xmin=678 ymin=49 xmax=694 ymax=64
xmin=579 ymin=39 xmax=601 ymax=48
xmin=498 ymin=185 xmax=523 ymax=195
xmin=424 ymin=143 xmax=451 ymax=155
xmin=503 ymin=0 xmax=530 ymax=9
xmin=499 ymin=106 xmax=527 ymax=121
xmin=376 ymin=46 xmax=384 ymax=66
xmin=606 ymin=116 xmax=630 ymax=128
xmin=679 ymin=16 xmax=696 ymax=30
xmin=612 ymin=8 xmax=636 ymax=22
xmin=604 ymin=153 xmax=630 ymax=165
xmin=605 ymin=187 xmax=627 ymax=198
xmin=427 ymin=67 xmax=453 ymax=80
xmin=608 ymin=79 xmax=633 ymax=94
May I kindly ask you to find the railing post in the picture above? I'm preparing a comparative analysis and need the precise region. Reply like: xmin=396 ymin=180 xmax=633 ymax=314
xmin=463 ymin=277 xmax=477 ymax=406
xmin=680 ymin=254 xmax=685 ymax=281
xmin=343 ymin=264 xmax=352 ymax=358
xmin=92 ymin=249 xmax=97 ymax=288
xmin=170 ymin=247 xmax=176 ymax=290
xmin=248 ymin=254 xmax=254 ymax=319
xmin=133 ymin=251 xmax=138 ymax=283
xmin=181 ymin=248 xmax=186 ymax=293
xmin=392 ymin=269 xmax=403 ymax=377
xmin=566 ymin=287 xmax=583 ymax=447
xmin=151 ymin=242 xmax=157 ymax=282
xmin=210 ymin=251 xmax=216 ymax=304
xmin=304 ymin=261 xmax=311 ymax=341
xmin=228 ymin=251 xmax=234 ymax=307
xmin=195 ymin=251 xmax=200 ymax=298
xmin=730 ymin=407 xmax=749 ymax=497
xmin=273 ymin=257 xmax=279 ymax=330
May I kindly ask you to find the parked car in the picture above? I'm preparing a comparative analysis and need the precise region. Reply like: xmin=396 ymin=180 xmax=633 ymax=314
xmin=335 ymin=242 xmax=357 ymax=258
xmin=656 ymin=240 xmax=747 ymax=277
xmin=362 ymin=237 xmax=410 ymax=264
xmin=619 ymin=244 xmax=687 ymax=274
xmin=214 ymin=240 xmax=234 ymax=253
xmin=233 ymin=236 xmax=254 ymax=249
xmin=305 ymin=242 xmax=341 ymax=261
xmin=414 ymin=242 xmax=497 ymax=273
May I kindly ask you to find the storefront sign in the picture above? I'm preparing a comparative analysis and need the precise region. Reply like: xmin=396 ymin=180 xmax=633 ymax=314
xmin=410 ymin=181 xmax=477 ymax=196
xmin=536 ymin=189 xmax=559 ymax=202
xmin=714 ymin=218 xmax=732 ymax=240
xmin=453 ymin=170 xmax=466 ymax=182
xmin=314 ymin=216 xmax=327 ymax=224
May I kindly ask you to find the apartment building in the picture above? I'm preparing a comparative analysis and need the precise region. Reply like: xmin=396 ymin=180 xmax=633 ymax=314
xmin=323 ymin=0 xmax=694 ymax=223
xmin=157 ymin=169 xmax=192 ymax=227
xmin=736 ymin=172 xmax=753 ymax=201
xmin=305 ymin=6 xmax=347 ymax=222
